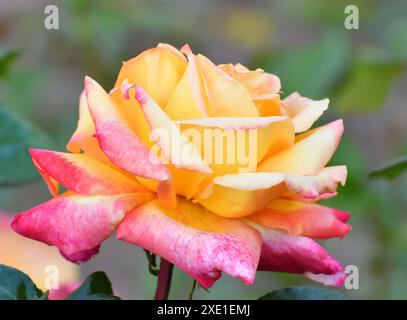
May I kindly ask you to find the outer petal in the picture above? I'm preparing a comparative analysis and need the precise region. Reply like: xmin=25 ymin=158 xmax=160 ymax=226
xmin=66 ymin=90 xmax=112 ymax=164
xmin=250 ymin=223 xmax=346 ymax=287
xmin=29 ymin=148 xmax=147 ymax=196
xmin=197 ymin=173 xmax=286 ymax=218
xmin=282 ymin=92 xmax=329 ymax=133
xmin=117 ymin=198 xmax=262 ymax=288
xmin=248 ymin=199 xmax=351 ymax=239
xmin=12 ymin=193 xmax=153 ymax=263
xmin=84 ymin=76 xmax=176 ymax=207
xmin=284 ymin=166 xmax=347 ymax=201
xmin=165 ymin=45 xmax=259 ymax=119
xmin=31 ymin=157 xmax=59 ymax=197
xmin=258 ymin=119 xmax=344 ymax=175
xmin=0 ymin=213 xmax=79 ymax=291
xmin=179 ymin=116 xmax=294 ymax=176
xmin=219 ymin=63 xmax=281 ymax=97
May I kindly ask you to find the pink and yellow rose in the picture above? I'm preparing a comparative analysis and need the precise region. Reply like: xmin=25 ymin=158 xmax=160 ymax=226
xmin=12 ymin=44 xmax=350 ymax=288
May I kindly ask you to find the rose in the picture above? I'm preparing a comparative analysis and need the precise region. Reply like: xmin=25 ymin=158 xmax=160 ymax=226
xmin=12 ymin=43 xmax=350 ymax=288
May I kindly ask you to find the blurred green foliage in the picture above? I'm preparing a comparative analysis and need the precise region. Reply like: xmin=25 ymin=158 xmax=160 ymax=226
xmin=0 ymin=265 xmax=43 ymax=300
xmin=370 ymin=156 xmax=407 ymax=180
xmin=0 ymin=106 xmax=50 ymax=185
xmin=0 ymin=0 xmax=405 ymax=299
xmin=0 ymin=49 xmax=19 ymax=79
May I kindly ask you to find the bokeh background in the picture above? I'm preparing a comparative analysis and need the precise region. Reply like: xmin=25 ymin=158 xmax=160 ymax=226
xmin=0 ymin=0 xmax=406 ymax=299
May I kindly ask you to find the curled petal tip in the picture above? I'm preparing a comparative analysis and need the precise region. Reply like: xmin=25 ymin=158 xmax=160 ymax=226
xmin=120 ymin=79 xmax=132 ymax=99
xmin=133 ymin=84 xmax=149 ymax=106
xmin=84 ymin=75 xmax=94 ymax=86
xmin=10 ymin=215 xmax=20 ymax=233
xmin=180 ymin=44 xmax=192 ymax=55
xmin=330 ymin=119 xmax=344 ymax=133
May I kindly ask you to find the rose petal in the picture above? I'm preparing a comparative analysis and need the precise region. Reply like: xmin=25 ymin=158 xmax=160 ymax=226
xmin=131 ymin=84 xmax=212 ymax=174
xmin=178 ymin=116 xmax=294 ymax=176
xmin=253 ymin=93 xmax=282 ymax=117
xmin=115 ymin=44 xmax=187 ymax=108
xmin=112 ymin=44 xmax=187 ymax=146
xmin=117 ymin=198 xmax=262 ymax=288
xmin=250 ymin=223 xmax=346 ymax=287
xmin=66 ymin=90 xmax=113 ymax=164
xmin=31 ymin=156 xmax=60 ymax=197
xmin=12 ymin=193 xmax=153 ymax=263
xmin=164 ymin=46 xmax=210 ymax=120
xmin=165 ymin=45 xmax=259 ymax=119
xmin=195 ymin=52 xmax=259 ymax=117
xmin=197 ymin=172 xmax=286 ymax=218
xmin=258 ymin=119 xmax=344 ymax=175
xmin=30 ymin=148 xmax=148 ymax=196
xmin=0 ymin=213 xmax=79 ymax=290
xmin=84 ymin=76 xmax=176 ymax=207
xmin=219 ymin=63 xmax=281 ymax=96
xmin=282 ymin=92 xmax=329 ymax=133
xmin=284 ymin=166 xmax=347 ymax=201
xmin=248 ymin=199 xmax=351 ymax=239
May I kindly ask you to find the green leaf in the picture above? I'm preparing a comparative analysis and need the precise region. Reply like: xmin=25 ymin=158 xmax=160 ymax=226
xmin=0 ymin=49 xmax=19 ymax=79
xmin=334 ymin=59 xmax=403 ymax=113
xmin=258 ymin=285 xmax=347 ymax=300
xmin=369 ymin=156 xmax=407 ymax=180
xmin=65 ymin=271 xmax=120 ymax=300
xmin=0 ymin=106 xmax=51 ymax=186
xmin=0 ymin=265 xmax=43 ymax=300
xmin=259 ymin=31 xmax=348 ymax=98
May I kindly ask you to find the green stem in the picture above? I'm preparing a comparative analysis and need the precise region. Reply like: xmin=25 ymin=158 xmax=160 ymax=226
xmin=144 ymin=250 xmax=159 ymax=276
xmin=188 ymin=279 xmax=197 ymax=300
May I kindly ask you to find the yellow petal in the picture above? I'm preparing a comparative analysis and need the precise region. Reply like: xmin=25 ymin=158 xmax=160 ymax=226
xmin=219 ymin=63 xmax=281 ymax=97
xmin=196 ymin=52 xmax=259 ymax=117
xmin=115 ymin=44 xmax=187 ymax=108
xmin=112 ymin=44 xmax=187 ymax=145
xmin=282 ymin=92 xmax=329 ymax=133
xmin=165 ymin=47 xmax=210 ymax=120
xmin=132 ymin=84 xmax=212 ymax=174
xmin=165 ymin=45 xmax=259 ymax=119
xmin=254 ymin=93 xmax=282 ymax=117
xmin=179 ymin=116 xmax=294 ymax=176
xmin=258 ymin=120 xmax=344 ymax=175
xmin=197 ymin=172 xmax=286 ymax=218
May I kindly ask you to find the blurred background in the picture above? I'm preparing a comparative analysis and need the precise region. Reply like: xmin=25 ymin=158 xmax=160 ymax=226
xmin=0 ymin=0 xmax=406 ymax=299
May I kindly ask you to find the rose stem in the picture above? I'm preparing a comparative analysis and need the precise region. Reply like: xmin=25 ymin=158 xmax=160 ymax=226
xmin=154 ymin=257 xmax=174 ymax=300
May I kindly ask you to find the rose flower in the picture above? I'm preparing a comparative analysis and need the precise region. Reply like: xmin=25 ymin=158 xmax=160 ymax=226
xmin=12 ymin=44 xmax=350 ymax=288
